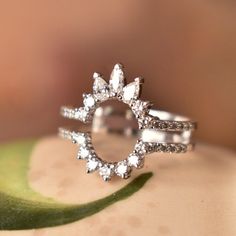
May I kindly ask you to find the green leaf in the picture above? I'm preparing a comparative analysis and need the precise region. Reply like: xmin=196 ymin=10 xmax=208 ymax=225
xmin=0 ymin=140 xmax=153 ymax=230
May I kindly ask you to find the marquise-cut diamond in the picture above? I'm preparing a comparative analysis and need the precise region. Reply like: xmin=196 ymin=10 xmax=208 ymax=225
xmin=86 ymin=158 xmax=100 ymax=173
xmin=115 ymin=161 xmax=131 ymax=179
xmin=109 ymin=63 xmax=125 ymax=94
xmin=128 ymin=154 xmax=144 ymax=168
xmin=99 ymin=164 xmax=114 ymax=181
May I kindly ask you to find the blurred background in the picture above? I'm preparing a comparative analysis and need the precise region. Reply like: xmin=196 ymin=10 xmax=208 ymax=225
xmin=0 ymin=1 xmax=235 ymax=150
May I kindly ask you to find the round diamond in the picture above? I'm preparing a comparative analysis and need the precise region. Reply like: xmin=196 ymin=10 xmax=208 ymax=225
xmin=74 ymin=111 xmax=81 ymax=119
xmin=78 ymin=147 xmax=90 ymax=159
xmin=86 ymin=158 xmax=100 ymax=173
xmin=134 ymin=141 xmax=147 ymax=154
xmin=128 ymin=154 xmax=143 ymax=168
xmin=99 ymin=164 xmax=114 ymax=181
xmin=84 ymin=95 xmax=95 ymax=108
xmin=74 ymin=107 xmax=88 ymax=121
xmin=72 ymin=133 xmax=86 ymax=145
xmin=132 ymin=100 xmax=150 ymax=118
xmin=77 ymin=135 xmax=86 ymax=144
xmin=115 ymin=161 xmax=131 ymax=179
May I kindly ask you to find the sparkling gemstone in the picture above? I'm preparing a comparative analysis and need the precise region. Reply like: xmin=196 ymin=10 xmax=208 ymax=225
xmin=74 ymin=107 xmax=88 ymax=121
xmin=86 ymin=158 xmax=100 ymax=173
xmin=74 ymin=110 xmax=81 ymax=119
xmin=72 ymin=133 xmax=86 ymax=145
xmin=109 ymin=63 xmax=124 ymax=94
xmin=93 ymin=73 xmax=109 ymax=101
xmin=93 ymin=76 xmax=108 ymax=92
xmin=132 ymin=100 xmax=150 ymax=117
xmin=83 ymin=94 xmax=95 ymax=108
xmin=115 ymin=161 xmax=131 ymax=178
xmin=138 ymin=115 xmax=153 ymax=129
xmin=135 ymin=141 xmax=147 ymax=154
xmin=123 ymin=81 xmax=140 ymax=103
xmin=99 ymin=164 xmax=114 ymax=181
xmin=78 ymin=147 xmax=90 ymax=159
xmin=128 ymin=154 xmax=143 ymax=168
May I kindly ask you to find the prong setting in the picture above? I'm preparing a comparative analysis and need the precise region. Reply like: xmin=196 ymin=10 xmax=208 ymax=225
xmin=99 ymin=163 xmax=115 ymax=181
xmin=60 ymin=64 xmax=149 ymax=181
xmin=59 ymin=63 xmax=196 ymax=181
xmin=86 ymin=157 xmax=101 ymax=173
xmin=115 ymin=160 xmax=131 ymax=179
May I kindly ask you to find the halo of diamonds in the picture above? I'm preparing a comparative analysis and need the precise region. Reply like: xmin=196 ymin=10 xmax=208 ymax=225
xmin=60 ymin=64 xmax=193 ymax=181
xmin=65 ymin=131 xmax=147 ymax=181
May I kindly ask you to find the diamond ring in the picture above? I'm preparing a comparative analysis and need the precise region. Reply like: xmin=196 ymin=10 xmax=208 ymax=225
xmin=59 ymin=64 xmax=197 ymax=181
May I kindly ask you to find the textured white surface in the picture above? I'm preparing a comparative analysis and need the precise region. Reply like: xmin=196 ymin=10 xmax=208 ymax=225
xmin=2 ymin=135 xmax=236 ymax=236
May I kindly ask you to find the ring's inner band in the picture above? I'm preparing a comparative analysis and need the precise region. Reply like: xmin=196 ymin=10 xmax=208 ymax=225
xmin=92 ymin=106 xmax=194 ymax=145
xmin=149 ymin=109 xmax=190 ymax=121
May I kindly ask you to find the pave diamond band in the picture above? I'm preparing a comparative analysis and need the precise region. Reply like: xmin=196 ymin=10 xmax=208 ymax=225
xmin=61 ymin=106 xmax=197 ymax=132
xmin=58 ymin=126 xmax=194 ymax=181
xmin=59 ymin=127 xmax=194 ymax=154
xmin=59 ymin=63 xmax=197 ymax=181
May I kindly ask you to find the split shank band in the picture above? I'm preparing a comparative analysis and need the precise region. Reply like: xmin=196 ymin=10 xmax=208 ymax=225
xmin=58 ymin=63 xmax=197 ymax=181
xmin=59 ymin=106 xmax=196 ymax=154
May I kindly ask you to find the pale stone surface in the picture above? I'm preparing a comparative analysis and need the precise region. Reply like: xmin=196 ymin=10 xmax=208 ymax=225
xmin=1 ymin=135 xmax=236 ymax=236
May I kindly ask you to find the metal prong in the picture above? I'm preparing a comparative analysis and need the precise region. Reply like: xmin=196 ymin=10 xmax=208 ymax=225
xmin=86 ymin=169 xmax=91 ymax=174
xmin=114 ymin=63 xmax=124 ymax=70
xmin=135 ymin=77 xmax=144 ymax=84
xmin=102 ymin=176 xmax=110 ymax=182
xmin=93 ymin=72 xmax=101 ymax=79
